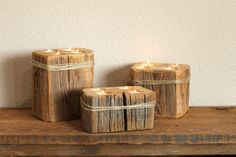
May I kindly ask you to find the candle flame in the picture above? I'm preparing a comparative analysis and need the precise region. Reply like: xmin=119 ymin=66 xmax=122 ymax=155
xmin=129 ymin=90 xmax=139 ymax=94
xmin=62 ymin=48 xmax=73 ymax=51
xmin=119 ymin=86 xmax=129 ymax=90
xmin=143 ymin=60 xmax=152 ymax=67
xmin=55 ymin=51 xmax=60 ymax=55
xmin=96 ymin=90 xmax=105 ymax=95
xmin=46 ymin=49 xmax=53 ymax=53
xmin=145 ymin=60 xmax=151 ymax=66
xmin=72 ymin=49 xmax=80 ymax=53
xmin=167 ymin=66 xmax=172 ymax=70
xmin=92 ymin=88 xmax=100 ymax=91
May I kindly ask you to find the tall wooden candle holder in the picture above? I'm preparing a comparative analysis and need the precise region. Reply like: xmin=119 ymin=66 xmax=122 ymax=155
xmin=32 ymin=48 xmax=94 ymax=122
xmin=130 ymin=62 xmax=190 ymax=118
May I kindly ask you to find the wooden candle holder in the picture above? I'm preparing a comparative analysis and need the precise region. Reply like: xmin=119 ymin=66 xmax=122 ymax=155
xmin=81 ymin=86 xmax=156 ymax=133
xmin=32 ymin=48 xmax=94 ymax=122
xmin=130 ymin=63 xmax=190 ymax=118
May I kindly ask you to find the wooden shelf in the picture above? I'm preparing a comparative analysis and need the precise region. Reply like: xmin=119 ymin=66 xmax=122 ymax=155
xmin=0 ymin=107 xmax=235 ymax=156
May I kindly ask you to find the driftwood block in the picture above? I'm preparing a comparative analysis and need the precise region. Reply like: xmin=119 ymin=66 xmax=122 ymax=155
xmin=32 ymin=48 xmax=94 ymax=122
xmin=130 ymin=62 xmax=190 ymax=118
xmin=81 ymin=86 xmax=156 ymax=133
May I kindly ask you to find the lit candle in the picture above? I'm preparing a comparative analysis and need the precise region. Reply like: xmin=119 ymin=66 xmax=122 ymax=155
xmin=71 ymin=49 xmax=81 ymax=54
xmin=91 ymin=88 xmax=101 ymax=91
xmin=166 ymin=66 xmax=173 ymax=70
xmin=54 ymin=51 xmax=61 ymax=55
xmin=171 ymin=63 xmax=180 ymax=69
xmin=96 ymin=90 xmax=106 ymax=95
xmin=45 ymin=49 xmax=53 ymax=53
xmin=129 ymin=90 xmax=140 ymax=94
xmin=137 ymin=60 xmax=152 ymax=69
xmin=62 ymin=48 xmax=73 ymax=52
xmin=118 ymin=86 xmax=129 ymax=90
xmin=144 ymin=60 xmax=153 ymax=67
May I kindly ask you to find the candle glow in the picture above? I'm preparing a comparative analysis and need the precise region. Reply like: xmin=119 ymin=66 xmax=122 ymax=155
xmin=96 ymin=90 xmax=105 ymax=95
xmin=144 ymin=60 xmax=152 ymax=67
xmin=71 ymin=49 xmax=80 ymax=54
xmin=62 ymin=48 xmax=73 ymax=51
xmin=45 ymin=49 xmax=53 ymax=53
xmin=167 ymin=66 xmax=172 ymax=70
xmin=91 ymin=88 xmax=101 ymax=91
xmin=55 ymin=51 xmax=61 ymax=55
xmin=119 ymin=86 xmax=129 ymax=90
xmin=129 ymin=90 xmax=140 ymax=94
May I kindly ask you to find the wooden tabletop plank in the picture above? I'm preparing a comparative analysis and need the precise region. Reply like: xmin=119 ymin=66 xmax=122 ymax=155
xmin=1 ymin=144 xmax=236 ymax=156
xmin=0 ymin=107 xmax=235 ymax=145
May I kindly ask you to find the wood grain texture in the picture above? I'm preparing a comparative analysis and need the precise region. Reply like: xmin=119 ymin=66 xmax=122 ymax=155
xmin=130 ymin=63 xmax=190 ymax=118
xmin=81 ymin=86 xmax=155 ymax=133
xmin=0 ymin=107 xmax=235 ymax=156
xmin=0 ymin=107 xmax=235 ymax=145
xmin=32 ymin=48 xmax=94 ymax=122
xmin=0 ymin=144 xmax=236 ymax=156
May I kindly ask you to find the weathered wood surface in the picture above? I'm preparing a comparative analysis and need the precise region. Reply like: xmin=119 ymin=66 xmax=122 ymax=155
xmin=32 ymin=48 xmax=94 ymax=122
xmin=81 ymin=86 xmax=156 ymax=133
xmin=131 ymin=63 xmax=190 ymax=118
xmin=0 ymin=107 xmax=235 ymax=155
xmin=1 ymin=144 xmax=236 ymax=156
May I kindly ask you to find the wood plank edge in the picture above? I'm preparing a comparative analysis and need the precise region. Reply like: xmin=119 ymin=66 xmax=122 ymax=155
xmin=0 ymin=144 xmax=235 ymax=156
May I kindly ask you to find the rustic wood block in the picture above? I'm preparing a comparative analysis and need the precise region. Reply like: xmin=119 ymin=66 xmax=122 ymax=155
xmin=130 ymin=62 xmax=190 ymax=118
xmin=32 ymin=48 xmax=94 ymax=122
xmin=81 ymin=86 xmax=156 ymax=133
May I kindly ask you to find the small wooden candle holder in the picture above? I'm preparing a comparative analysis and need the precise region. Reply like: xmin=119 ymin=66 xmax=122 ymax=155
xmin=81 ymin=86 xmax=156 ymax=133
xmin=130 ymin=62 xmax=190 ymax=118
xmin=32 ymin=48 xmax=94 ymax=122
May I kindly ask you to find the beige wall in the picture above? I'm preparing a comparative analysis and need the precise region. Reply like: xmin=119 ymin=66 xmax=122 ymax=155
xmin=0 ymin=0 xmax=235 ymax=107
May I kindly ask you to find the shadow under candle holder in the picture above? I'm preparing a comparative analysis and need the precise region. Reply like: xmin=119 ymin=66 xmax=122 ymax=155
xmin=0 ymin=52 xmax=32 ymax=108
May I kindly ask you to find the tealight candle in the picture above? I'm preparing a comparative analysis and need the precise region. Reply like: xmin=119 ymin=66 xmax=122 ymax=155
xmin=96 ymin=90 xmax=106 ymax=95
xmin=71 ymin=49 xmax=80 ymax=54
xmin=144 ymin=60 xmax=151 ymax=66
xmin=91 ymin=88 xmax=101 ymax=91
xmin=118 ymin=86 xmax=129 ymax=90
xmin=55 ymin=51 xmax=61 ymax=55
xmin=130 ymin=62 xmax=190 ymax=118
xmin=45 ymin=49 xmax=54 ymax=53
xmin=62 ymin=48 xmax=73 ymax=51
xmin=166 ymin=65 xmax=173 ymax=70
xmin=129 ymin=90 xmax=140 ymax=94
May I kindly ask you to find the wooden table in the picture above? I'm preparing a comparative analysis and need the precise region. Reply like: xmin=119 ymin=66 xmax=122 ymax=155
xmin=0 ymin=107 xmax=235 ymax=156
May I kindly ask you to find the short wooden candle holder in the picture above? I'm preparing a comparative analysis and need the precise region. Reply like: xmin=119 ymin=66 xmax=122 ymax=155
xmin=130 ymin=62 xmax=190 ymax=118
xmin=81 ymin=86 xmax=156 ymax=133
xmin=32 ymin=48 xmax=94 ymax=122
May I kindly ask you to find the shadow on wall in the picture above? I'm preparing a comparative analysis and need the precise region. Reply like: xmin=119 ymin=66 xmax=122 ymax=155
xmin=104 ymin=64 xmax=133 ymax=87
xmin=0 ymin=56 xmax=133 ymax=107
xmin=0 ymin=52 xmax=32 ymax=108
